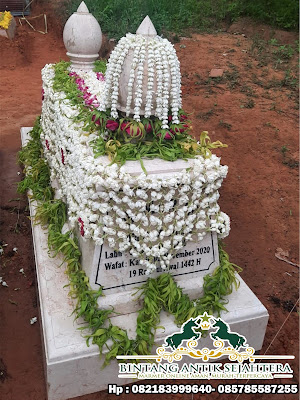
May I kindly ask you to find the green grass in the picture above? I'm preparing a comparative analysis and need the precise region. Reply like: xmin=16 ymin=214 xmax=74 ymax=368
xmin=62 ymin=0 xmax=298 ymax=40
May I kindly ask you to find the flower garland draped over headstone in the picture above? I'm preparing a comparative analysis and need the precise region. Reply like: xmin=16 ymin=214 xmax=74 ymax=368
xmin=41 ymin=64 xmax=230 ymax=274
xmin=18 ymin=118 xmax=241 ymax=365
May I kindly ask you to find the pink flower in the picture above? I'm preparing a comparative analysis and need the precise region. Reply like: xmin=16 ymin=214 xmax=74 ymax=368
xmin=71 ymin=73 xmax=100 ymax=109
xmin=171 ymin=125 xmax=187 ymax=134
xmin=164 ymin=132 xmax=173 ymax=140
xmin=42 ymin=89 xmax=45 ymax=101
xmin=126 ymin=126 xmax=142 ymax=137
xmin=45 ymin=139 xmax=50 ymax=150
xmin=159 ymin=131 xmax=173 ymax=140
xmin=144 ymin=122 xmax=152 ymax=134
xmin=106 ymin=120 xmax=119 ymax=131
xmin=96 ymin=72 xmax=105 ymax=81
xmin=180 ymin=114 xmax=188 ymax=121
xmin=120 ymin=121 xmax=129 ymax=131
xmin=61 ymin=148 xmax=65 ymax=165
xmin=78 ymin=218 xmax=84 ymax=236
xmin=92 ymin=114 xmax=101 ymax=126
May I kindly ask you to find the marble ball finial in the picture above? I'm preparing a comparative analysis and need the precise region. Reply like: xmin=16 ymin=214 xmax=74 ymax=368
xmin=63 ymin=1 xmax=102 ymax=71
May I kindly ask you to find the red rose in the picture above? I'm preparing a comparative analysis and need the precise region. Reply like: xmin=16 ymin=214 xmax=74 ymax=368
xmin=172 ymin=125 xmax=187 ymax=134
xmin=92 ymin=114 xmax=101 ymax=126
xmin=78 ymin=218 xmax=84 ymax=236
xmin=164 ymin=132 xmax=173 ymax=139
xmin=159 ymin=131 xmax=173 ymax=140
xmin=125 ymin=126 xmax=142 ymax=137
xmin=121 ymin=122 xmax=142 ymax=137
xmin=61 ymin=148 xmax=65 ymax=165
xmin=120 ymin=121 xmax=129 ymax=131
xmin=144 ymin=122 xmax=153 ymax=134
xmin=180 ymin=114 xmax=188 ymax=121
xmin=106 ymin=120 xmax=119 ymax=131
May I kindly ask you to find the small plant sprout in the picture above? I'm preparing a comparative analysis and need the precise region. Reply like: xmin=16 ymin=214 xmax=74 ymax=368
xmin=269 ymin=38 xmax=278 ymax=46
xmin=281 ymin=145 xmax=289 ymax=156
xmin=19 ymin=268 xmax=25 ymax=275
xmin=30 ymin=317 xmax=37 ymax=325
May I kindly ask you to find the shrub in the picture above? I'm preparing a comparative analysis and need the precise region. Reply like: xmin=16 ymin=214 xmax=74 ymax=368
xmin=62 ymin=0 xmax=298 ymax=39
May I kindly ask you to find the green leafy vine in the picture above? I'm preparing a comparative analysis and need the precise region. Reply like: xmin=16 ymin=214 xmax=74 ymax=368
xmin=52 ymin=60 xmax=227 ymax=167
xmin=18 ymin=118 xmax=242 ymax=366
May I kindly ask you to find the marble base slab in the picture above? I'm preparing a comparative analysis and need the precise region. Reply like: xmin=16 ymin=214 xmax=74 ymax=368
xmin=21 ymin=127 xmax=269 ymax=400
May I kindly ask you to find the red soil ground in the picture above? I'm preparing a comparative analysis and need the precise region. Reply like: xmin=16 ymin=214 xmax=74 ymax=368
xmin=0 ymin=6 xmax=299 ymax=400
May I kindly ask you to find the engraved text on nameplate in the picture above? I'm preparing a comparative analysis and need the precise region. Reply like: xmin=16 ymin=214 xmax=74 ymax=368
xmin=95 ymin=232 xmax=218 ymax=293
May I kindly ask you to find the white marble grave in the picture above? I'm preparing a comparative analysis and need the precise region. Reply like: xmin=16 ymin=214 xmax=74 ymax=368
xmin=21 ymin=127 xmax=269 ymax=400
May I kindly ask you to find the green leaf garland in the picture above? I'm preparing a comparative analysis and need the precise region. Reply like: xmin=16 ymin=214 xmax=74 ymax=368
xmin=18 ymin=118 xmax=241 ymax=366
xmin=52 ymin=61 xmax=227 ymax=168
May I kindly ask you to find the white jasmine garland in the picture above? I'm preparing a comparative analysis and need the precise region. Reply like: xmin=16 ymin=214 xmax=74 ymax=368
xmin=144 ymin=40 xmax=155 ymax=118
xmin=154 ymin=42 xmax=163 ymax=120
xmin=126 ymin=39 xmax=142 ymax=116
xmin=41 ymin=64 xmax=230 ymax=275
xmin=103 ymin=33 xmax=182 ymax=125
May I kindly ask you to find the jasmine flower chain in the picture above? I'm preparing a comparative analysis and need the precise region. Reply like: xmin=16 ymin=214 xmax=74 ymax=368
xmin=103 ymin=33 xmax=182 ymax=126
xmin=40 ymin=63 xmax=230 ymax=274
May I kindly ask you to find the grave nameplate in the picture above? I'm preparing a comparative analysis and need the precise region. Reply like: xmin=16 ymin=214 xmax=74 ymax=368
xmin=94 ymin=232 xmax=219 ymax=295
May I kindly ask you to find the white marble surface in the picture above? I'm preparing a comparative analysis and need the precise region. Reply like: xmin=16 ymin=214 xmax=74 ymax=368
xmin=21 ymin=127 xmax=269 ymax=400
xmin=94 ymin=155 xmax=196 ymax=181
xmin=63 ymin=2 xmax=102 ymax=71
